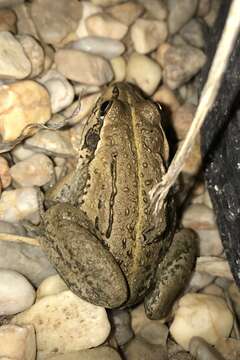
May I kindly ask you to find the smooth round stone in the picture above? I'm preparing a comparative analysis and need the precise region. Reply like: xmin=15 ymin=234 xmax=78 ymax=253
xmin=162 ymin=45 xmax=206 ymax=90
xmin=0 ymin=0 xmax=24 ymax=7
xmin=170 ymin=293 xmax=233 ymax=350
xmin=31 ymin=0 xmax=82 ymax=46
xmin=106 ymin=1 xmax=144 ymax=26
xmin=0 ymin=80 xmax=51 ymax=141
xmin=196 ymin=228 xmax=223 ymax=256
xmin=36 ymin=275 xmax=67 ymax=301
xmin=126 ymin=53 xmax=162 ymax=95
xmin=38 ymin=70 xmax=74 ymax=113
xmin=180 ymin=19 xmax=205 ymax=49
xmin=201 ymin=284 xmax=224 ymax=298
xmin=43 ymin=346 xmax=122 ymax=360
xmin=172 ymin=103 xmax=196 ymax=140
xmin=137 ymin=0 xmax=167 ymax=20
xmin=181 ymin=139 xmax=202 ymax=175
xmin=123 ymin=336 xmax=168 ymax=360
xmin=0 ymin=221 xmax=26 ymax=236
xmin=139 ymin=322 xmax=169 ymax=346
xmin=0 ymin=187 xmax=40 ymax=224
xmin=11 ymin=144 xmax=35 ymax=162
xmin=0 ymin=9 xmax=16 ymax=32
xmin=10 ymin=153 xmax=54 ymax=187
xmin=197 ymin=0 xmax=211 ymax=17
xmin=67 ymin=37 xmax=125 ymax=59
xmin=190 ymin=337 xmax=225 ymax=360
xmin=25 ymin=129 xmax=75 ymax=158
xmin=189 ymin=271 xmax=214 ymax=292
xmin=0 ymin=156 xmax=11 ymax=189
xmin=168 ymin=0 xmax=198 ymax=34
xmin=0 ymin=324 xmax=36 ymax=360
xmin=0 ymin=31 xmax=31 ymax=80
xmin=204 ymin=0 xmax=222 ymax=27
xmin=131 ymin=18 xmax=168 ymax=54
xmin=13 ymin=3 xmax=38 ymax=38
xmin=110 ymin=56 xmax=126 ymax=82
xmin=63 ymin=93 xmax=100 ymax=126
xmin=86 ymin=13 xmax=128 ymax=40
xmin=182 ymin=203 xmax=216 ymax=230
xmin=0 ymin=239 xmax=56 ymax=287
xmin=17 ymin=34 xmax=45 ymax=78
xmin=12 ymin=291 xmax=111 ymax=353
xmin=55 ymin=49 xmax=113 ymax=85
xmin=76 ymin=1 xmax=102 ymax=38
xmin=91 ymin=0 xmax=127 ymax=6
xmin=153 ymin=85 xmax=180 ymax=113
xmin=0 ymin=270 xmax=35 ymax=315
xmin=110 ymin=309 xmax=134 ymax=346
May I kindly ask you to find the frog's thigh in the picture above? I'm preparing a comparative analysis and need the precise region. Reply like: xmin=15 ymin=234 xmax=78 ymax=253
xmin=144 ymin=229 xmax=198 ymax=319
xmin=42 ymin=203 xmax=128 ymax=308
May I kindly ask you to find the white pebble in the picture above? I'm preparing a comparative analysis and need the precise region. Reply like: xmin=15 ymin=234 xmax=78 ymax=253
xmin=0 ymin=31 xmax=31 ymax=80
xmin=126 ymin=53 xmax=162 ymax=95
xmin=0 ymin=187 xmax=40 ymax=224
xmin=76 ymin=1 xmax=102 ymax=38
xmin=38 ymin=70 xmax=74 ymax=113
xmin=170 ymin=293 xmax=233 ymax=350
xmin=168 ymin=0 xmax=198 ymax=34
xmin=67 ymin=36 xmax=125 ymax=59
xmin=110 ymin=56 xmax=126 ymax=82
xmin=10 ymin=153 xmax=54 ymax=187
xmin=0 ymin=324 xmax=36 ymax=360
xmin=12 ymin=290 xmax=111 ymax=353
xmin=131 ymin=19 xmax=167 ymax=54
xmin=86 ymin=13 xmax=128 ymax=40
xmin=0 ymin=269 xmax=35 ymax=315
xmin=36 ymin=275 xmax=67 ymax=301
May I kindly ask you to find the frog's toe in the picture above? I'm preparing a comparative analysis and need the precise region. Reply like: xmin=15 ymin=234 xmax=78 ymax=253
xmin=144 ymin=229 xmax=198 ymax=319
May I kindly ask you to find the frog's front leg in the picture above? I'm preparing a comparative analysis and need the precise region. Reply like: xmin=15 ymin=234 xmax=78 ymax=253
xmin=41 ymin=203 xmax=128 ymax=308
xmin=144 ymin=229 xmax=198 ymax=319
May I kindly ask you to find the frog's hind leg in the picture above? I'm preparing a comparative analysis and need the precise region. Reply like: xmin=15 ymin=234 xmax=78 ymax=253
xmin=144 ymin=229 xmax=198 ymax=319
xmin=42 ymin=203 xmax=128 ymax=308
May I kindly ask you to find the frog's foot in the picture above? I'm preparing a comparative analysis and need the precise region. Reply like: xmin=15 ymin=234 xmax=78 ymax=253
xmin=144 ymin=229 xmax=198 ymax=320
xmin=41 ymin=203 xmax=128 ymax=308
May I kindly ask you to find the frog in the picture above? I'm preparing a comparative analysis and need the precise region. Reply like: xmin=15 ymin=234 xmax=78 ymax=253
xmin=40 ymin=82 xmax=197 ymax=320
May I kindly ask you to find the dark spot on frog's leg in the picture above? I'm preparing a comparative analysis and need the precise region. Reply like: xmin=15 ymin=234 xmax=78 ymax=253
xmin=144 ymin=228 xmax=198 ymax=320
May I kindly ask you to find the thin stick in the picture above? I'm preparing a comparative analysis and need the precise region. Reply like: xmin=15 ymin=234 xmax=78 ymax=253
xmin=150 ymin=0 xmax=240 ymax=216
xmin=0 ymin=233 xmax=40 ymax=246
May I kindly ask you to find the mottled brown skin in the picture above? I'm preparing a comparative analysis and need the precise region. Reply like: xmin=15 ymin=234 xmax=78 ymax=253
xmin=41 ymin=83 xmax=197 ymax=319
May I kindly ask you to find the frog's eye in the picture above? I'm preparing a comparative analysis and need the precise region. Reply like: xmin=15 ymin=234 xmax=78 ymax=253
xmin=99 ymin=100 xmax=113 ymax=119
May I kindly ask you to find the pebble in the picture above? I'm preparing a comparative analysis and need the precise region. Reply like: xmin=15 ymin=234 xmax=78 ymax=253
xmin=172 ymin=103 xmax=196 ymax=140
xmin=131 ymin=19 xmax=168 ymax=54
xmin=63 ymin=93 xmax=100 ymax=126
xmin=178 ymin=82 xmax=199 ymax=106
xmin=0 ymin=8 xmax=17 ymax=32
xmin=153 ymin=85 xmax=180 ymax=113
xmin=167 ymin=0 xmax=198 ymax=34
xmin=137 ymin=0 xmax=167 ymax=21
xmin=39 ymin=70 xmax=74 ymax=113
xmin=215 ymin=338 xmax=240 ymax=360
xmin=182 ymin=204 xmax=216 ymax=230
xmin=11 ymin=144 xmax=35 ymax=162
xmin=31 ymin=0 xmax=82 ymax=46
xmin=73 ymin=83 xmax=100 ymax=96
xmin=25 ymin=129 xmax=75 ymax=158
xmin=107 ymin=1 xmax=144 ymax=26
xmin=0 ymin=156 xmax=11 ymax=189
xmin=190 ymin=337 xmax=227 ymax=360
xmin=180 ymin=19 xmax=205 ymax=48
xmin=0 ymin=238 xmax=56 ymax=287
xmin=0 ymin=269 xmax=35 ymax=315
xmin=204 ymin=0 xmax=222 ymax=27
xmin=131 ymin=303 xmax=153 ymax=334
xmin=181 ymin=139 xmax=202 ymax=175
xmin=91 ymin=0 xmax=127 ymax=6
xmin=17 ymin=34 xmax=45 ymax=78
xmin=55 ymin=49 xmax=113 ymax=85
xmin=197 ymin=0 xmax=211 ymax=17
xmin=155 ymin=42 xmax=171 ymax=68
xmin=110 ymin=309 xmax=134 ymax=346
xmin=110 ymin=56 xmax=126 ymax=82
xmin=162 ymin=45 xmax=206 ymax=89
xmin=10 ymin=153 xmax=54 ymax=187
xmin=0 ymin=31 xmax=31 ymax=80
xmin=0 ymin=187 xmax=40 ymax=224
xmin=0 ymin=80 xmax=51 ymax=142
xmin=36 ymin=274 xmax=67 ymax=300
xmin=86 ymin=13 xmax=128 ymax=40
xmin=12 ymin=290 xmax=111 ymax=353
xmin=196 ymin=228 xmax=223 ymax=256
xmin=126 ymin=53 xmax=162 ymax=95
xmin=123 ymin=336 xmax=168 ymax=360
xmin=196 ymin=256 xmax=233 ymax=280
xmin=0 ymin=0 xmax=24 ymax=7
xmin=170 ymin=293 xmax=233 ymax=350
xmin=0 ymin=324 xmax=36 ymax=360
xmin=44 ymin=346 xmax=122 ymax=360
xmin=13 ymin=3 xmax=38 ymax=38
xmin=0 ymin=221 xmax=26 ymax=235
xmin=189 ymin=271 xmax=214 ymax=292
xmin=139 ymin=322 xmax=169 ymax=347
xmin=201 ymin=284 xmax=224 ymax=298
xmin=67 ymin=37 xmax=125 ymax=59
xmin=76 ymin=1 xmax=102 ymax=38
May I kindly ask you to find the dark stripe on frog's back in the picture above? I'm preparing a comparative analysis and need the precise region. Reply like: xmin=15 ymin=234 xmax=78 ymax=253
xmin=80 ymin=97 xmax=139 ymax=276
